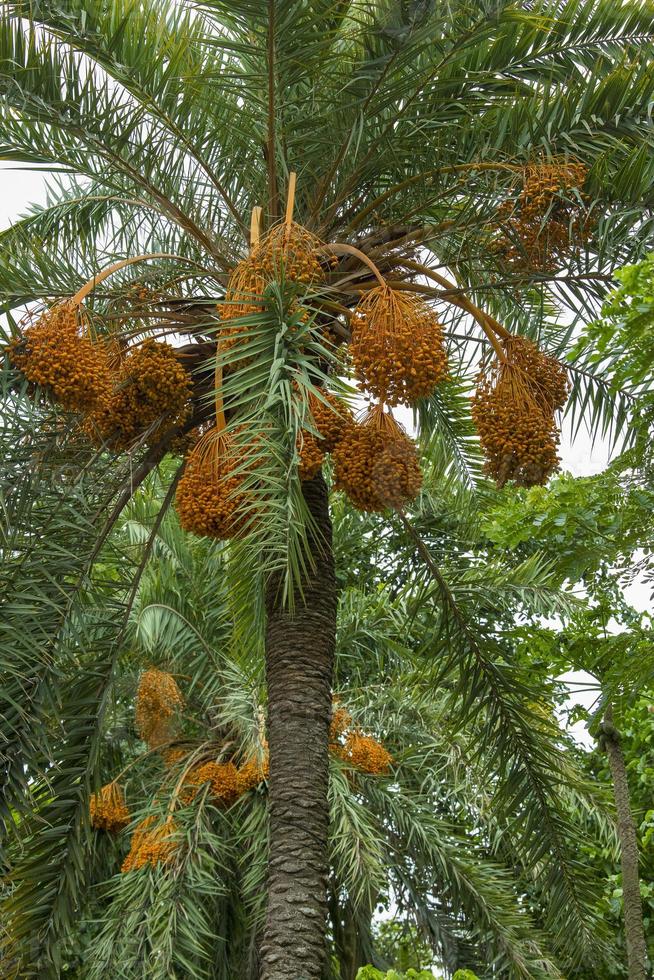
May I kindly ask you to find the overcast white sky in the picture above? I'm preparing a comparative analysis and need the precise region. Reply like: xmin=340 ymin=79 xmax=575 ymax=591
xmin=3 ymin=163 xmax=648 ymax=744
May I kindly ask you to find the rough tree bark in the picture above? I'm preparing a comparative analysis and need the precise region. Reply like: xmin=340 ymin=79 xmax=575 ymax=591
xmin=602 ymin=703 xmax=648 ymax=980
xmin=260 ymin=473 xmax=337 ymax=980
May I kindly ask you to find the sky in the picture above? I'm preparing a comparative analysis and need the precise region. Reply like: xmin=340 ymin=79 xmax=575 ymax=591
xmin=3 ymin=163 xmax=647 ymax=746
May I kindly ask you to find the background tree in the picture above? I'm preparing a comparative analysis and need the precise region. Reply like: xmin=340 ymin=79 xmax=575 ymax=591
xmin=3 ymin=1 xmax=654 ymax=977
xmin=483 ymin=464 xmax=654 ymax=976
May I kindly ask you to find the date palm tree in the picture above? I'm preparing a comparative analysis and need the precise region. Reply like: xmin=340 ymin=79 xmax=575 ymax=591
xmin=2 ymin=1 xmax=654 ymax=977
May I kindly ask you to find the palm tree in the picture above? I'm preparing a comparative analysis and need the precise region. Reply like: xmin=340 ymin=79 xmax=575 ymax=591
xmin=2 ymin=1 xmax=654 ymax=976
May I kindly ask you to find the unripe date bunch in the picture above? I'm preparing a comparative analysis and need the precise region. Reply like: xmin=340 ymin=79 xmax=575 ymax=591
xmin=85 ymin=339 xmax=192 ymax=450
xmin=472 ymin=337 xmax=569 ymax=488
xmin=7 ymin=301 xmax=111 ymax=412
xmin=333 ymin=407 xmax=422 ymax=512
xmin=350 ymin=285 xmax=448 ymax=406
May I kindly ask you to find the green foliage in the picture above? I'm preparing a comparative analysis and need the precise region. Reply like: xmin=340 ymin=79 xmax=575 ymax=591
xmin=578 ymin=254 xmax=654 ymax=392
xmin=481 ymin=471 xmax=654 ymax=583
xmin=355 ymin=967 xmax=437 ymax=980
xmin=575 ymin=252 xmax=654 ymax=456
xmin=572 ymin=697 xmax=654 ymax=978
xmin=0 ymin=466 xmax=622 ymax=978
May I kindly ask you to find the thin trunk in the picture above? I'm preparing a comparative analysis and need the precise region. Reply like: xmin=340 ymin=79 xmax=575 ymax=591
xmin=602 ymin=703 xmax=648 ymax=980
xmin=340 ymin=904 xmax=373 ymax=980
xmin=260 ymin=474 xmax=337 ymax=979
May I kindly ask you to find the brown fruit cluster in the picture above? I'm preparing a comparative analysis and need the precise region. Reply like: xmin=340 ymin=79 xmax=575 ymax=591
xmin=254 ymin=221 xmax=323 ymax=285
xmin=135 ymin=668 xmax=184 ymax=749
xmin=187 ymin=761 xmax=241 ymax=806
xmin=219 ymin=222 xmax=323 ymax=354
xmin=85 ymin=339 xmax=191 ymax=450
xmin=504 ymin=336 xmax=569 ymax=412
xmin=175 ymin=433 xmax=252 ymax=540
xmin=350 ymin=285 xmax=448 ymax=405
xmin=7 ymin=302 xmax=111 ymax=412
xmin=472 ymin=336 xmax=570 ymax=488
xmin=219 ymin=255 xmax=267 ymax=351
xmin=333 ymin=406 xmax=422 ymax=512
xmin=122 ymin=817 xmax=177 ymax=872
xmin=339 ymin=731 xmax=393 ymax=775
xmin=89 ymin=782 xmax=130 ymax=833
xmin=169 ymin=425 xmax=205 ymax=458
xmin=236 ymin=748 xmax=270 ymax=793
xmin=162 ymin=748 xmax=189 ymax=767
xmin=496 ymin=160 xmax=590 ymax=270
xmin=298 ymin=389 xmax=352 ymax=480
xmin=329 ymin=701 xmax=352 ymax=745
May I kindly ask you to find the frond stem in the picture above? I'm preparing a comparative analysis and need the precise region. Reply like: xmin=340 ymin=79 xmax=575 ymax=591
xmin=324 ymin=243 xmax=386 ymax=288
xmin=267 ymin=0 xmax=280 ymax=222
xmin=72 ymin=253 xmax=192 ymax=304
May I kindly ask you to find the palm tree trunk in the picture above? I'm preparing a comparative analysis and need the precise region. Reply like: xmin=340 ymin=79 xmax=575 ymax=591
xmin=602 ymin=703 xmax=648 ymax=980
xmin=260 ymin=473 xmax=337 ymax=979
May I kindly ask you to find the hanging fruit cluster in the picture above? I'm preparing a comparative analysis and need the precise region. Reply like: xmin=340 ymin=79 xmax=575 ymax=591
xmin=6 ymin=295 xmax=193 ymax=453
xmin=350 ymin=285 xmax=448 ymax=406
xmin=219 ymin=255 xmax=267 ymax=351
xmin=163 ymin=747 xmax=189 ymax=768
xmin=255 ymin=221 xmax=324 ymax=285
xmin=328 ymin=700 xmax=352 ymax=746
xmin=175 ymin=431 xmax=254 ymax=540
xmin=7 ymin=302 xmax=111 ymax=412
xmin=85 ymin=339 xmax=192 ymax=450
xmin=471 ymin=335 xmax=570 ymax=487
xmin=135 ymin=668 xmax=185 ymax=749
xmin=185 ymin=761 xmax=241 ymax=805
xmin=339 ymin=731 xmax=393 ymax=775
xmin=236 ymin=748 xmax=270 ymax=793
xmin=333 ymin=405 xmax=422 ymax=512
xmin=181 ymin=749 xmax=269 ymax=806
xmin=495 ymin=159 xmax=590 ymax=270
xmin=89 ymin=782 xmax=130 ymax=833
xmin=328 ymin=698 xmax=393 ymax=776
xmin=219 ymin=220 xmax=324 ymax=354
xmin=122 ymin=817 xmax=177 ymax=873
xmin=298 ymin=388 xmax=352 ymax=481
